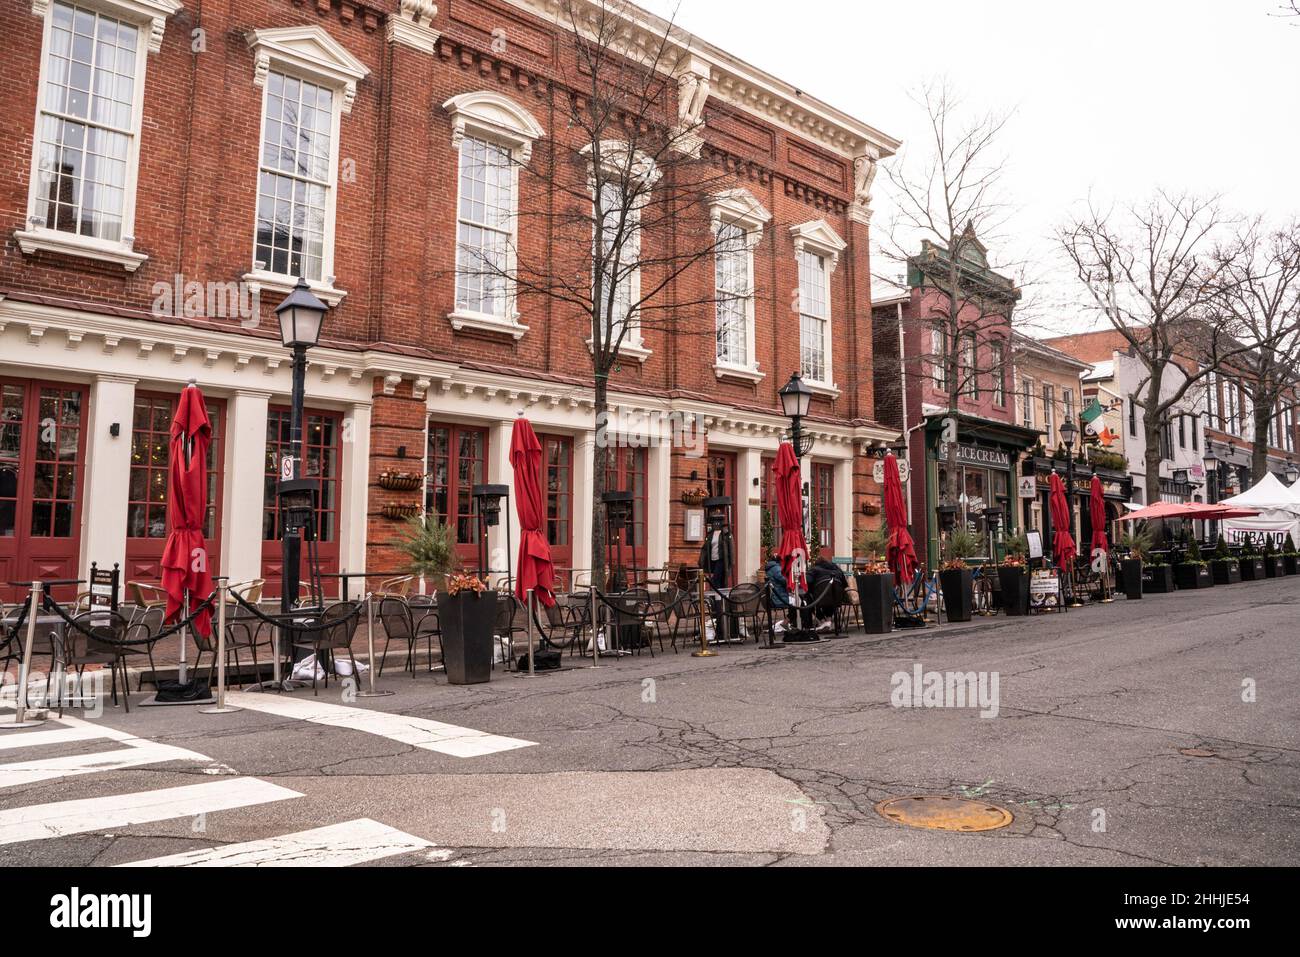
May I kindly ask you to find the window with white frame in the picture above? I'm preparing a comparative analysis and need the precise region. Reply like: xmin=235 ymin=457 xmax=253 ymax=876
xmin=991 ymin=340 xmax=1006 ymax=406
xmin=1224 ymin=379 xmax=1240 ymax=434
xmin=709 ymin=189 xmax=769 ymax=378
xmin=1043 ymin=383 xmax=1055 ymax=442
xmin=931 ymin=325 xmax=949 ymax=392
xmin=1022 ymin=377 xmax=1035 ymax=429
xmin=455 ymin=135 xmax=513 ymax=318
xmin=19 ymin=0 xmax=180 ymax=271
xmin=1204 ymin=371 xmax=1219 ymax=428
xmin=596 ymin=179 xmax=639 ymax=347
xmin=790 ymin=220 xmax=845 ymax=390
xmin=245 ymin=26 xmax=368 ymax=303
xmin=1064 ymin=387 xmax=1075 ymax=424
xmin=255 ymin=71 xmax=333 ymax=282
xmin=798 ymin=249 xmax=829 ymax=383
xmin=961 ymin=333 xmax=978 ymax=398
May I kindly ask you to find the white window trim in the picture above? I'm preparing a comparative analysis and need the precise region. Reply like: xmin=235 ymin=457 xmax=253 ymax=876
xmin=582 ymin=140 xmax=659 ymax=363
xmin=710 ymin=188 xmax=769 ymax=382
xmin=444 ymin=92 xmax=544 ymax=340
xmin=19 ymin=0 xmax=182 ymax=271
xmin=791 ymin=220 xmax=845 ymax=396
xmin=242 ymin=26 xmax=368 ymax=302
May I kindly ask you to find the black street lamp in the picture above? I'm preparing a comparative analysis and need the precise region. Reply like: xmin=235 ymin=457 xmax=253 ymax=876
xmin=472 ymin=484 xmax=510 ymax=583
xmin=1204 ymin=445 xmax=1222 ymax=540
xmin=274 ymin=277 xmax=328 ymax=619
xmin=1286 ymin=457 xmax=1299 ymax=486
xmin=778 ymin=372 xmax=816 ymax=459
xmin=1058 ymin=417 xmax=1083 ymax=606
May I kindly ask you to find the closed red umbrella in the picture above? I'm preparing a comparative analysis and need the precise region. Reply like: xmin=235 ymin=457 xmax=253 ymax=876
xmin=160 ymin=385 xmax=212 ymax=639
xmin=510 ymin=417 xmax=555 ymax=608
xmin=1089 ymin=474 xmax=1109 ymax=556
xmin=1048 ymin=471 xmax=1077 ymax=569
xmin=883 ymin=452 xmax=918 ymax=583
xmin=773 ymin=442 xmax=808 ymax=591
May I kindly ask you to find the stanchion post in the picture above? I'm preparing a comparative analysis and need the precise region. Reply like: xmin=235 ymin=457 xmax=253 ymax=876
xmin=358 ymin=591 xmax=394 ymax=698
xmin=528 ymin=589 xmax=536 ymax=676
xmin=5 ymin=582 xmax=47 ymax=728
xmin=201 ymin=578 xmax=240 ymax=714
xmin=693 ymin=567 xmax=717 ymax=658
xmin=587 ymin=584 xmax=602 ymax=668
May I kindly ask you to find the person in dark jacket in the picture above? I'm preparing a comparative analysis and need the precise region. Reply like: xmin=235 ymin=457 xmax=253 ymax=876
xmin=763 ymin=552 xmax=793 ymax=635
xmin=805 ymin=555 xmax=848 ymax=631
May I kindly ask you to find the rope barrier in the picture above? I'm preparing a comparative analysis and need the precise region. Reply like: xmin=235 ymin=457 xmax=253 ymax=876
xmin=40 ymin=591 xmax=219 ymax=646
xmin=227 ymin=589 xmax=364 ymax=635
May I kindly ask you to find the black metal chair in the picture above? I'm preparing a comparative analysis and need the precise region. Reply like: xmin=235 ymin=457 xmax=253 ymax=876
xmin=63 ymin=610 xmax=135 ymax=713
xmin=376 ymin=597 xmax=439 ymax=677
xmin=493 ymin=594 xmax=528 ymax=671
xmin=292 ymin=601 xmax=363 ymax=696
xmin=719 ymin=582 xmax=762 ymax=643
xmin=221 ymin=601 xmax=273 ymax=690
xmin=805 ymin=578 xmax=846 ymax=636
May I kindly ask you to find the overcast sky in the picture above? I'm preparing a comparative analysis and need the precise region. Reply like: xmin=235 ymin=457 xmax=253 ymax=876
xmin=644 ymin=0 xmax=1300 ymax=335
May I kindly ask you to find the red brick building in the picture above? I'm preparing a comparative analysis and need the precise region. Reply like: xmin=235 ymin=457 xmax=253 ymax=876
xmin=0 ymin=0 xmax=899 ymax=596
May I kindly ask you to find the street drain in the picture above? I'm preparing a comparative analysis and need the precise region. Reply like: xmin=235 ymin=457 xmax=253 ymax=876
xmin=1179 ymin=748 xmax=1217 ymax=758
xmin=875 ymin=795 xmax=1013 ymax=832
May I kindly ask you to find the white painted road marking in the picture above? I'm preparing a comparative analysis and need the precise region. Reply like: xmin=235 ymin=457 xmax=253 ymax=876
xmin=0 ymin=742 xmax=210 ymax=788
xmin=225 ymin=692 xmax=536 ymax=758
xmin=118 ymin=818 xmax=434 ymax=867
xmin=0 ymin=724 xmax=109 ymax=752
xmin=0 ymin=778 xmax=302 ymax=846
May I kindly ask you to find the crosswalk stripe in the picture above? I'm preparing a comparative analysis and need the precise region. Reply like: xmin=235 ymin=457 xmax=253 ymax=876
xmin=117 ymin=818 xmax=434 ymax=867
xmin=224 ymin=692 xmax=536 ymax=758
xmin=0 ymin=725 xmax=109 ymax=752
xmin=0 ymin=778 xmax=302 ymax=846
xmin=0 ymin=742 xmax=210 ymax=788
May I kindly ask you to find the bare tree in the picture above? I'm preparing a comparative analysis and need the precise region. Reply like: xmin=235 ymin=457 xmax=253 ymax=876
xmin=881 ymin=79 xmax=1023 ymax=507
xmin=451 ymin=0 xmax=739 ymax=583
xmin=1058 ymin=190 xmax=1251 ymax=500
xmin=1213 ymin=220 xmax=1300 ymax=479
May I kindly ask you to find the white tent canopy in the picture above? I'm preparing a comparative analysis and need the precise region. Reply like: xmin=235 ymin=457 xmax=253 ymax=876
xmin=1221 ymin=473 xmax=1300 ymax=546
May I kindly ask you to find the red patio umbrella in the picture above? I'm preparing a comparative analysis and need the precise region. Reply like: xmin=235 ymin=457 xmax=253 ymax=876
xmin=773 ymin=442 xmax=808 ymax=591
xmin=1180 ymin=502 xmax=1261 ymax=520
xmin=509 ymin=417 xmax=556 ymax=608
xmin=1048 ymin=471 xmax=1077 ymax=569
xmin=1117 ymin=500 xmax=1197 ymax=523
xmin=1089 ymin=474 xmax=1109 ymax=557
xmin=883 ymin=452 xmax=918 ymax=583
xmin=160 ymin=384 xmax=213 ymax=640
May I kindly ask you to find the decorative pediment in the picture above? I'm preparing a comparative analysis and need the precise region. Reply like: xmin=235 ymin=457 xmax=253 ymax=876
xmin=247 ymin=25 xmax=370 ymax=114
xmin=710 ymin=188 xmax=771 ymax=240
xmin=33 ymin=0 xmax=182 ymax=54
xmin=790 ymin=219 xmax=847 ymax=268
xmin=443 ymin=91 xmax=545 ymax=163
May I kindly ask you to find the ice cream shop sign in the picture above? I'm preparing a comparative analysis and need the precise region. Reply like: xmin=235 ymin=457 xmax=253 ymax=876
xmin=938 ymin=444 xmax=1012 ymax=470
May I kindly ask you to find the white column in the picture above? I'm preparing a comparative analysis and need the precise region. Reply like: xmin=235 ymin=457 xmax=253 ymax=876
xmin=222 ymin=390 xmax=270 ymax=586
xmin=835 ymin=456 xmax=854 ymax=558
xmin=646 ymin=441 xmax=672 ymax=572
xmin=737 ymin=447 xmax=762 ymax=579
xmin=488 ymin=418 xmax=516 ymax=587
xmin=79 ymin=375 xmax=137 ymax=578
xmin=572 ymin=430 xmax=595 ymax=587
xmin=339 ymin=401 xmax=372 ymax=582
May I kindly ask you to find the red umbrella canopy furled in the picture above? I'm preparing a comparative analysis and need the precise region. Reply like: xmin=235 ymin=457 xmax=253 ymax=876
xmin=773 ymin=442 xmax=808 ymax=591
xmin=1048 ymin=471 xmax=1077 ymax=570
xmin=1089 ymin=474 xmax=1109 ymax=555
xmin=160 ymin=385 xmax=213 ymax=639
xmin=509 ymin=417 xmax=556 ymax=608
xmin=883 ymin=452 xmax=918 ymax=583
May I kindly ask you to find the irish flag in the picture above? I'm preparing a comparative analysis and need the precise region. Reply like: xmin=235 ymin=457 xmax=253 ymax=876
xmin=1080 ymin=398 xmax=1105 ymax=437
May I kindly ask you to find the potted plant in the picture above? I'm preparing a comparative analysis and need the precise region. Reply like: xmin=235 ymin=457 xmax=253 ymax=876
xmin=853 ymin=526 xmax=893 ymax=634
xmin=1239 ymin=537 xmax=1266 ymax=581
xmin=998 ymin=530 xmax=1031 ymax=616
xmin=1210 ymin=534 xmax=1241 ymax=585
xmin=395 ymin=516 xmax=497 ymax=685
xmin=938 ymin=529 xmax=979 ymax=623
xmin=1117 ymin=526 xmax=1153 ymax=600
xmin=1263 ymin=536 xmax=1280 ymax=578
xmin=1142 ymin=546 xmax=1175 ymax=594
xmin=1284 ymin=533 xmax=1299 ymax=576
xmin=1173 ymin=538 xmax=1213 ymax=590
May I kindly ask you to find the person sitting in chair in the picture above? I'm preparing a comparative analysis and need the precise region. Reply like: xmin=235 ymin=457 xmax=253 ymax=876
xmin=805 ymin=555 xmax=849 ymax=633
xmin=764 ymin=551 xmax=793 ymax=635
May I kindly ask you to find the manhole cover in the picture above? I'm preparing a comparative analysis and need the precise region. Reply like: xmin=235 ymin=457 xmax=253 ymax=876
xmin=875 ymin=795 xmax=1013 ymax=832
xmin=1179 ymin=748 xmax=1217 ymax=758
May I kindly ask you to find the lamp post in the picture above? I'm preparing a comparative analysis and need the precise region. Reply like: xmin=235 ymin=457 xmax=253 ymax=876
xmin=274 ymin=277 xmax=327 ymax=622
xmin=779 ymin=371 xmax=816 ymax=541
xmin=1059 ymin=417 xmax=1079 ymax=540
xmin=1286 ymin=457 xmax=1299 ymax=486
xmin=472 ymin=484 xmax=510 ymax=585
xmin=1204 ymin=445 xmax=1221 ymax=541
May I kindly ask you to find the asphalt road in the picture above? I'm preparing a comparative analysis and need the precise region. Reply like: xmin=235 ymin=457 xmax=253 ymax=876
xmin=3 ymin=576 xmax=1297 ymax=867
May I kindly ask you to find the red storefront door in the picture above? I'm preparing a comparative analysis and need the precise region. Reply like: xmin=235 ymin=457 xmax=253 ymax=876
xmin=0 ymin=379 xmax=88 ymax=601
xmin=540 ymin=434 xmax=574 ymax=572
xmin=605 ymin=446 xmax=648 ymax=572
xmin=124 ymin=393 xmax=225 ymax=583
xmin=261 ymin=408 xmax=342 ymax=598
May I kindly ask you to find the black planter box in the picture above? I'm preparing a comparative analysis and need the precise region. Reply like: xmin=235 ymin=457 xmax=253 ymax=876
xmin=1121 ymin=559 xmax=1144 ymax=600
xmin=1239 ymin=558 xmax=1266 ymax=581
xmin=1143 ymin=564 xmax=1174 ymax=593
xmin=1211 ymin=560 xmax=1241 ymax=585
xmin=855 ymin=572 xmax=894 ymax=634
xmin=1264 ymin=556 xmax=1280 ymax=578
xmin=1174 ymin=563 xmax=1213 ymax=590
xmin=440 ymin=590 xmax=498 ymax=685
xmin=1285 ymin=555 xmax=1299 ymax=575
xmin=939 ymin=568 xmax=973 ymax=623
xmin=997 ymin=566 xmax=1030 ymax=616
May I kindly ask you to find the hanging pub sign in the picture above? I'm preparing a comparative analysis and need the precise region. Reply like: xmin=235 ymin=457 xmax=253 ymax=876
xmin=938 ymin=443 xmax=1012 ymax=470
xmin=872 ymin=459 xmax=911 ymax=484
xmin=1017 ymin=475 xmax=1037 ymax=499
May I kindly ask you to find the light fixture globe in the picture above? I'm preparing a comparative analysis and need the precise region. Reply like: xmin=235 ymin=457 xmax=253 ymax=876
xmin=274 ymin=276 xmax=328 ymax=349
xmin=1059 ymin=418 xmax=1078 ymax=449
xmin=1286 ymin=458 xmax=1299 ymax=486
xmin=779 ymin=372 xmax=813 ymax=420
